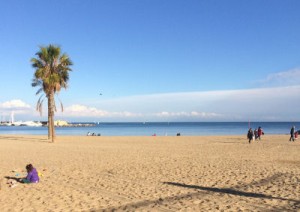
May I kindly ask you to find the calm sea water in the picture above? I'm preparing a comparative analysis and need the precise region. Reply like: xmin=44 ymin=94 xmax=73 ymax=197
xmin=0 ymin=122 xmax=298 ymax=136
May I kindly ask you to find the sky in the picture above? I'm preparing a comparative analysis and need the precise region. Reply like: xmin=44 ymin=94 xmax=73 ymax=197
xmin=0 ymin=0 xmax=300 ymax=122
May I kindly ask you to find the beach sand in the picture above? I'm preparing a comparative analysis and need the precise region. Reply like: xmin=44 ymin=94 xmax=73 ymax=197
xmin=0 ymin=135 xmax=299 ymax=211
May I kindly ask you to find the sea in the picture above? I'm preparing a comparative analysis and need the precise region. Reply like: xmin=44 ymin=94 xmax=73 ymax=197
xmin=0 ymin=122 xmax=298 ymax=136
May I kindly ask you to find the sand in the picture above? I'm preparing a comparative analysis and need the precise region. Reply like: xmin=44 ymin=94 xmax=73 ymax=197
xmin=0 ymin=135 xmax=299 ymax=211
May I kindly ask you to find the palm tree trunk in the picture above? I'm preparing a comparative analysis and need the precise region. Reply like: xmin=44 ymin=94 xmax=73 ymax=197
xmin=50 ymin=91 xmax=56 ymax=142
xmin=47 ymin=96 xmax=51 ymax=140
xmin=51 ymin=116 xmax=55 ymax=142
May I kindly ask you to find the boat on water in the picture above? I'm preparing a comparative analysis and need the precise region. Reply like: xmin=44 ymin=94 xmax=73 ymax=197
xmin=11 ymin=121 xmax=23 ymax=126
xmin=0 ymin=112 xmax=43 ymax=127
xmin=0 ymin=121 xmax=43 ymax=127
xmin=20 ymin=121 xmax=43 ymax=127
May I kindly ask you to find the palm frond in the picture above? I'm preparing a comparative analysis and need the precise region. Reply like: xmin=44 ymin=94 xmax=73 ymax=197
xmin=56 ymin=95 xmax=64 ymax=112
xmin=31 ymin=44 xmax=72 ymax=118
xmin=35 ymin=88 xmax=44 ymax=95
xmin=36 ymin=95 xmax=45 ymax=116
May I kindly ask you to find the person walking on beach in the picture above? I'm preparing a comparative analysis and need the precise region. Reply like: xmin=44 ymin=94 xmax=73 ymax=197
xmin=257 ymin=127 xmax=264 ymax=140
xmin=247 ymin=128 xmax=254 ymax=144
xmin=254 ymin=129 xmax=258 ymax=140
xmin=289 ymin=126 xmax=295 ymax=142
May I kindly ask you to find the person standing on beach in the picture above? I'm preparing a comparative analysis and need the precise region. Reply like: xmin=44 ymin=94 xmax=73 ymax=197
xmin=257 ymin=127 xmax=264 ymax=140
xmin=289 ymin=126 xmax=295 ymax=142
xmin=254 ymin=129 xmax=258 ymax=140
xmin=247 ymin=128 xmax=254 ymax=143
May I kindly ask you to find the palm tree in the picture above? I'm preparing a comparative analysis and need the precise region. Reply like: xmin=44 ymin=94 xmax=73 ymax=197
xmin=31 ymin=45 xmax=73 ymax=142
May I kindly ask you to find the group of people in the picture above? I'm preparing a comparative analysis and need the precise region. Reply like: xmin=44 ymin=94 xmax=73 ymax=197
xmin=247 ymin=126 xmax=264 ymax=143
xmin=247 ymin=126 xmax=298 ymax=143
xmin=86 ymin=132 xmax=101 ymax=136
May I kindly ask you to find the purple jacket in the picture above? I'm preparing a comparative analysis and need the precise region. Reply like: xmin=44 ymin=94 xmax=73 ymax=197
xmin=26 ymin=168 xmax=39 ymax=183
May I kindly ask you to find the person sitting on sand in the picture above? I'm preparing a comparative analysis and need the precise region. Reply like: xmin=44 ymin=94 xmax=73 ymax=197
xmin=22 ymin=164 xmax=39 ymax=183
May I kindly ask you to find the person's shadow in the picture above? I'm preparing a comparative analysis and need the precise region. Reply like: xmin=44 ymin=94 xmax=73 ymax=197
xmin=5 ymin=176 xmax=24 ymax=183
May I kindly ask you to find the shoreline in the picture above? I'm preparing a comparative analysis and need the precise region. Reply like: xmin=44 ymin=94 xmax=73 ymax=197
xmin=0 ymin=133 xmax=293 ymax=137
xmin=0 ymin=122 xmax=298 ymax=136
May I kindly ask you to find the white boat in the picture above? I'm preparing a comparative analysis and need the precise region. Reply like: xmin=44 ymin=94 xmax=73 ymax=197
xmin=12 ymin=121 xmax=23 ymax=126
xmin=21 ymin=121 xmax=42 ymax=127
xmin=1 ymin=122 xmax=12 ymax=126
xmin=4 ymin=112 xmax=42 ymax=127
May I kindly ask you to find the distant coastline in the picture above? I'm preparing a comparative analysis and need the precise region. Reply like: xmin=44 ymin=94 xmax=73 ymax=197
xmin=0 ymin=121 xmax=96 ymax=127
xmin=0 ymin=121 xmax=298 ymax=136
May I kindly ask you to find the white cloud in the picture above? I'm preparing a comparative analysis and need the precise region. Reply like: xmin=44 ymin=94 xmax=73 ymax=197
xmin=87 ymin=85 xmax=300 ymax=121
xmin=48 ymin=69 xmax=300 ymax=121
xmin=190 ymin=111 xmax=220 ymax=117
xmin=66 ymin=105 xmax=108 ymax=116
xmin=259 ymin=68 xmax=300 ymax=86
xmin=2 ymin=85 xmax=300 ymax=122
xmin=63 ymin=104 xmax=142 ymax=118
xmin=61 ymin=103 xmax=224 ymax=121
xmin=154 ymin=111 xmax=221 ymax=118
xmin=0 ymin=99 xmax=32 ymax=117
xmin=0 ymin=99 xmax=31 ymax=109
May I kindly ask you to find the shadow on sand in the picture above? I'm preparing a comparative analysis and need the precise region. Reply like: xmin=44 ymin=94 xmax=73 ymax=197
xmin=4 ymin=176 xmax=24 ymax=183
xmin=0 ymin=136 xmax=49 ymax=143
xmin=102 ymin=177 xmax=300 ymax=211
xmin=163 ymin=182 xmax=300 ymax=203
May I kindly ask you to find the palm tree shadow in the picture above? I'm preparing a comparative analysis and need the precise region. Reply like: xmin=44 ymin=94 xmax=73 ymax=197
xmin=0 ymin=136 xmax=49 ymax=143
xmin=102 ymin=180 xmax=299 ymax=211
xmin=163 ymin=182 xmax=300 ymax=204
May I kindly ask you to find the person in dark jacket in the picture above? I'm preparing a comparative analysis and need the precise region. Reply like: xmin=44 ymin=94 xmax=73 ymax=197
xmin=247 ymin=128 xmax=254 ymax=144
xmin=289 ymin=126 xmax=295 ymax=142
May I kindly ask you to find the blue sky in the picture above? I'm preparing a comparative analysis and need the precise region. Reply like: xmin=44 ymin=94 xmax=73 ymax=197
xmin=0 ymin=0 xmax=300 ymax=122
